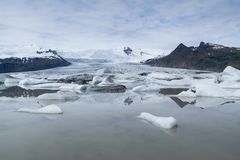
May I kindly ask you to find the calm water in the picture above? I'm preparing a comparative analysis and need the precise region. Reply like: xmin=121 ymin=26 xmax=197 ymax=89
xmin=0 ymin=92 xmax=239 ymax=160
xmin=0 ymin=61 xmax=239 ymax=160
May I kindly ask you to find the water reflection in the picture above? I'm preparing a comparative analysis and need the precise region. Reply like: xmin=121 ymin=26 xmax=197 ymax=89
xmin=170 ymin=97 xmax=195 ymax=108
xmin=124 ymin=97 xmax=133 ymax=105
xmin=170 ymin=96 xmax=235 ymax=108
xmin=139 ymin=119 xmax=177 ymax=136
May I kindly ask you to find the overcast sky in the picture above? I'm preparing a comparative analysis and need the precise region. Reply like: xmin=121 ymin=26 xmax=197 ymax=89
xmin=0 ymin=0 xmax=240 ymax=50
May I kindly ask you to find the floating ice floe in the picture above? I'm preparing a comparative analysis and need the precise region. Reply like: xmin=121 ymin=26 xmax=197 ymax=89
xmin=147 ymin=72 xmax=183 ymax=81
xmin=177 ymin=82 xmax=240 ymax=99
xmin=4 ymin=78 xmax=21 ymax=87
xmin=95 ymin=68 xmax=112 ymax=75
xmin=97 ymin=76 xmax=115 ymax=86
xmin=37 ymin=91 xmax=79 ymax=100
xmin=222 ymin=66 xmax=240 ymax=77
xmin=30 ymin=83 xmax=64 ymax=90
xmin=19 ymin=78 xmax=50 ymax=85
xmin=91 ymin=76 xmax=103 ymax=86
xmin=138 ymin=112 xmax=177 ymax=129
xmin=9 ymin=73 xmax=29 ymax=79
xmin=17 ymin=104 xmax=63 ymax=114
xmin=177 ymin=89 xmax=197 ymax=97
xmin=215 ymin=66 xmax=240 ymax=89
xmin=59 ymin=84 xmax=87 ymax=93
xmin=132 ymin=85 xmax=161 ymax=93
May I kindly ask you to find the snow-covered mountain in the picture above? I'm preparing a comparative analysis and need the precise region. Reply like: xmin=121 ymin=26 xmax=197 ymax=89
xmin=0 ymin=46 xmax=71 ymax=73
xmin=60 ymin=48 xmax=166 ymax=63
xmin=0 ymin=44 xmax=166 ymax=63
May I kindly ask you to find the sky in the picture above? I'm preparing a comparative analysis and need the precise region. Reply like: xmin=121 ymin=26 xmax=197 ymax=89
xmin=0 ymin=0 xmax=240 ymax=51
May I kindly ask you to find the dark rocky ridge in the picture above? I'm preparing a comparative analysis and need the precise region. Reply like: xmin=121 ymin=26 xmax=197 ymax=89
xmin=144 ymin=42 xmax=240 ymax=72
xmin=0 ymin=50 xmax=71 ymax=73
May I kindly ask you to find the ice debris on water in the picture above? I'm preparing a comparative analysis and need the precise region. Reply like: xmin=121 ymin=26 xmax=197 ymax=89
xmin=17 ymin=104 xmax=63 ymax=114
xmin=138 ymin=112 xmax=177 ymax=129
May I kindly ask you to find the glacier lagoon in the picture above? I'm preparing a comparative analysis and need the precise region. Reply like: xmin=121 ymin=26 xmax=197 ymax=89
xmin=0 ymin=59 xmax=240 ymax=160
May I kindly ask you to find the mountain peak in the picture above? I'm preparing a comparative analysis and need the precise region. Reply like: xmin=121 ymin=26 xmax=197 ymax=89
xmin=176 ymin=43 xmax=187 ymax=49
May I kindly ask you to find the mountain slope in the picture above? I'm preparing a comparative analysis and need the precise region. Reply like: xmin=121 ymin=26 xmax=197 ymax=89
xmin=0 ymin=49 xmax=70 ymax=73
xmin=144 ymin=42 xmax=240 ymax=72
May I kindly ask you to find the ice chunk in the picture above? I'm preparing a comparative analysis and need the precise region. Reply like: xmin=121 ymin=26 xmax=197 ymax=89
xmin=194 ymin=83 xmax=240 ymax=99
xmin=98 ymin=76 xmax=115 ymax=86
xmin=91 ymin=76 xmax=102 ymax=86
xmin=30 ymin=83 xmax=64 ymax=90
xmin=138 ymin=112 xmax=177 ymax=129
xmin=59 ymin=84 xmax=87 ymax=93
xmin=218 ymin=66 xmax=240 ymax=82
xmin=132 ymin=85 xmax=161 ymax=92
xmin=177 ymin=89 xmax=196 ymax=97
xmin=4 ymin=78 xmax=21 ymax=87
xmin=95 ymin=68 xmax=112 ymax=75
xmin=147 ymin=72 xmax=182 ymax=81
xmin=223 ymin=66 xmax=240 ymax=76
xmin=19 ymin=78 xmax=50 ymax=85
xmin=9 ymin=73 xmax=29 ymax=79
xmin=38 ymin=91 xmax=79 ymax=100
xmin=17 ymin=104 xmax=63 ymax=114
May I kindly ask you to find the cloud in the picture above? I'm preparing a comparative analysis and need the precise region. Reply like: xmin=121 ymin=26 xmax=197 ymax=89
xmin=0 ymin=0 xmax=239 ymax=51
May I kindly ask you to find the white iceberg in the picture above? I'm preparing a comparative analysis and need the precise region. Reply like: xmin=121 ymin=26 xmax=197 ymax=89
xmin=97 ymin=76 xmax=115 ymax=86
xmin=138 ymin=112 xmax=177 ymax=129
xmin=132 ymin=85 xmax=161 ymax=93
xmin=4 ymin=78 xmax=21 ymax=87
xmin=17 ymin=104 xmax=63 ymax=114
xmin=91 ymin=76 xmax=103 ymax=86
xmin=223 ymin=66 xmax=240 ymax=77
xmin=95 ymin=68 xmax=112 ymax=75
xmin=30 ymin=83 xmax=64 ymax=90
xmin=19 ymin=78 xmax=50 ymax=85
xmin=195 ymin=83 xmax=240 ymax=99
xmin=177 ymin=89 xmax=197 ymax=97
xmin=177 ymin=82 xmax=240 ymax=99
xmin=214 ymin=66 xmax=240 ymax=89
xmin=59 ymin=84 xmax=87 ymax=93
xmin=215 ymin=66 xmax=240 ymax=83
xmin=147 ymin=72 xmax=182 ymax=81
xmin=37 ymin=91 xmax=79 ymax=100
xmin=9 ymin=73 xmax=29 ymax=79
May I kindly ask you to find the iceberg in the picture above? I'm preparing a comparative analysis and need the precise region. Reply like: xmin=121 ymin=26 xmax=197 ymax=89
xmin=19 ymin=78 xmax=50 ymax=85
xmin=177 ymin=89 xmax=197 ymax=97
xmin=37 ymin=91 xmax=79 ymax=100
xmin=30 ymin=83 xmax=64 ymax=90
xmin=91 ymin=76 xmax=102 ymax=86
xmin=17 ymin=104 xmax=63 ymax=114
xmin=132 ymin=85 xmax=161 ymax=93
xmin=177 ymin=82 xmax=240 ymax=99
xmin=97 ymin=76 xmax=115 ymax=86
xmin=59 ymin=84 xmax=87 ymax=93
xmin=138 ymin=112 xmax=177 ymax=129
xmin=4 ymin=78 xmax=21 ymax=87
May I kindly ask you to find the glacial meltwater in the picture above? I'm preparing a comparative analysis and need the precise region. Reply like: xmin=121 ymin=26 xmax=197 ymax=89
xmin=0 ymin=60 xmax=239 ymax=160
